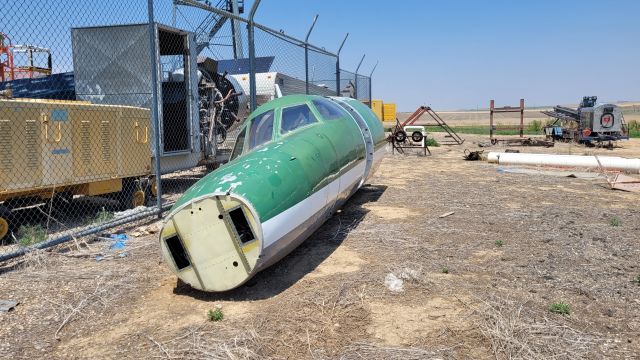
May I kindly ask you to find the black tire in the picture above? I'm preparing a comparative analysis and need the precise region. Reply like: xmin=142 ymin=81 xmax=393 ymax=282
xmin=46 ymin=191 xmax=74 ymax=213
xmin=411 ymin=131 xmax=424 ymax=142
xmin=118 ymin=178 xmax=146 ymax=210
xmin=394 ymin=130 xmax=407 ymax=143
xmin=139 ymin=177 xmax=155 ymax=206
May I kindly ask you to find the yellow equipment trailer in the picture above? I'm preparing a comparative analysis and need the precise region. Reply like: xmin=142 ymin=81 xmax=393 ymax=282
xmin=0 ymin=98 xmax=152 ymax=242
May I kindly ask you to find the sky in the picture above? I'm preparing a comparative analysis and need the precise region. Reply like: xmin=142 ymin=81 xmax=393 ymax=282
xmin=3 ymin=0 xmax=639 ymax=111
xmin=249 ymin=0 xmax=640 ymax=110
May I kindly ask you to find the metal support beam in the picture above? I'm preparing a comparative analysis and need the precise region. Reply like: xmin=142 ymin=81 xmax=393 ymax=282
xmin=304 ymin=15 xmax=318 ymax=95
xmin=147 ymin=0 xmax=163 ymax=218
xmin=230 ymin=0 xmax=244 ymax=59
xmin=248 ymin=0 xmax=261 ymax=111
xmin=335 ymin=33 xmax=348 ymax=96
xmin=354 ymin=54 xmax=365 ymax=99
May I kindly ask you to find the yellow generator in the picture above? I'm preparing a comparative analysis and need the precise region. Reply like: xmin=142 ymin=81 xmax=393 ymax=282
xmin=383 ymin=103 xmax=397 ymax=121
xmin=371 ymin=100 xmax=384 ymax=121
xmin=369 ymin=100 xmax=396 ymax=122
xmin=0 ymin=98 xmax=152 ymax=242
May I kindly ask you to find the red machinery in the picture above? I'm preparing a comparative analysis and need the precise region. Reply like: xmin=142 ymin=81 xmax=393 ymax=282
xmin=1 ymin=32 xmax=52 ymax=82
xmin=391 ymin=105 xmax=465 ymax=144
xmin=388 ymin=105 xmax=464 ymax=155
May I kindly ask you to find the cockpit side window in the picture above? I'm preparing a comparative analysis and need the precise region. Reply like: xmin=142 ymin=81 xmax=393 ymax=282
xmin=280 ymin=104 xmax=317 ymax=134
xmin=312 ymin=98 xmax=348 ymax=120
xmin=230 ymin=127 xmax=247 ymax=161
xmin=248 ymin=110 xmax=274 ymax=150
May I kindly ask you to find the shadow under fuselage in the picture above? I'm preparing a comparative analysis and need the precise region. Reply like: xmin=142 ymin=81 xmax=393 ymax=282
xmin=172 ymin=184 xmax=387 ymax=301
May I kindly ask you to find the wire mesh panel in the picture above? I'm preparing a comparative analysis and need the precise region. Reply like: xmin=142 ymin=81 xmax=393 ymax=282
xmin=356 ymin=74 xmax=371 ymax=103
xmin=250 ymin=27 xmax=307 ymax=106
xmin=339 ymin=69 xmax=357 ymax=98
xmin=308 ymin=47 xmax=338 ymax=97
xmin=0 ymin=1 xmax=161 ymax=258
xmin=0 ymin=0 xmax=371 ymax=261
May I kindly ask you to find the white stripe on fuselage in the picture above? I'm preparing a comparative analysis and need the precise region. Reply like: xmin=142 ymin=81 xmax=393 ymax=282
xmin=261 ymin=160 xmax=366 ymax=248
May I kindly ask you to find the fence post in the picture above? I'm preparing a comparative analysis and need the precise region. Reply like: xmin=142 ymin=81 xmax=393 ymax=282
xmin=147 ymin=0 xmax=163 ymax=218
xmin=248 ymin=0 xmax=261 ymax=111
xmin=336 ymin=33 xmax=348 ymax=96
xmin=368 ymin=60 xmax=378 ymax=105
xmin=304 ymin=15 xmax=319 ymax=95
xmin=354 ymin=54 xmax=365 ymax=100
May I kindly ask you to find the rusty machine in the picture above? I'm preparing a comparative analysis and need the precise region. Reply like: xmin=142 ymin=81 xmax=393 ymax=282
xmin=389 ymin=105 xmax=464 ymax=155
xmin=542 ymin=96 xmax=629 ymax=146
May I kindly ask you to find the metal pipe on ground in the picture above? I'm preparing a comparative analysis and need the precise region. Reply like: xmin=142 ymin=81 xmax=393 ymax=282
xmin=487 ymin=152 xmax=640 ymax=173
xmin=0 ymin=203 xmax=173 ymax=263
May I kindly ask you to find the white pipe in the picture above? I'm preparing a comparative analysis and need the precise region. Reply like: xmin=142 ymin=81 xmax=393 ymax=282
xmin=487 ymin=152 xmax=640 ymax=173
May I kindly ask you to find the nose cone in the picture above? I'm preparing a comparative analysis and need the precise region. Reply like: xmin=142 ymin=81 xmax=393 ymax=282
xmin=159 ymin=194 xmax=262 ymax=292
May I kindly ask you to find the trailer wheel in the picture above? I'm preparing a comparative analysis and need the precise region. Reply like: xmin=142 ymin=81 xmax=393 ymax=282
xmin=118 ymin=179 xmax=146 ymax=210
xmin=140 ymin=177 xmax=155 ymax=206
xmin=411 ymin=131 xmax=424 ymax=142
xmin=0 ymin=206 xmax=15 ymax=244
xmin=394 ymin=130 xmax=407 ymax=143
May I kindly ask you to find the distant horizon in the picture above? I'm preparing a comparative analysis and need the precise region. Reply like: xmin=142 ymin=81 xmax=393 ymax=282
xmin=255 ymin=0 xmax=640 ymax=112
xmin=397 ymin=99 xmax=640 ymax=113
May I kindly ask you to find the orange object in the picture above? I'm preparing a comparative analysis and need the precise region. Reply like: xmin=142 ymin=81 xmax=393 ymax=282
xmin=582 ymin=128 xmax=592 ymax=137
xmin=0 ymin=32 xmax=52 ymax=82
xmin=0 ymin=32 xmax=15 ymax=82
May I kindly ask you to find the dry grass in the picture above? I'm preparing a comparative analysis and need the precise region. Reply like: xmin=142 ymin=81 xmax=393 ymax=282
xmin=143 ymin=325 xmax=271 ymax=360
xmin=340 ymin=342 xmax=441 ymax=359
xmin=1 ymin=136 xmax=639 ymax=359
xmin=473 ymin=295 xmax=601 ymax=360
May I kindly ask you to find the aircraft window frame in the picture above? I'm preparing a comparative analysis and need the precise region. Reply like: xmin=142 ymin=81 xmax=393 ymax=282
xmin=247 ymin=109 xmax=275 ymax=150
xmin=229 ymin=127 xmax=247 ymax=161
xmin=311 ymin=98 xmax=348 ymax=120
xmin=280 ymin=103 xmax=318 ymax=135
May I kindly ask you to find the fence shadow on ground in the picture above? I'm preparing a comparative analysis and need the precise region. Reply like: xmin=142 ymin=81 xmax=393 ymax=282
xmin=172 ymin=184 xmax=388 ymax=301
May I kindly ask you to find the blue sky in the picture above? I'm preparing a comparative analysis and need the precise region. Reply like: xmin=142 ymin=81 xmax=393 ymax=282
xmin=3 ymin=0 xmax=639 ymax=110
xmin=250 ymin=0 xmax=640 ymax=110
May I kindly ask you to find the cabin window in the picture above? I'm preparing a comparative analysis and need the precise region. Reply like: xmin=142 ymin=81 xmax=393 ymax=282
xmin=281 ymin=104 xmax=317 ymax=134
xmin=312 ymin=98 xmax=348 ymax=120
xmin=248 ymin=110 xmax=274 ymax=150
xmin=230 ymin=127 xmax=247 ymax=161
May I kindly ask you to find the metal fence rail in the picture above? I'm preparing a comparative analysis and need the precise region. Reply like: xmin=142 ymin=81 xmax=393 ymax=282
xmin=0 ymin=0 xmax=375 ymax=261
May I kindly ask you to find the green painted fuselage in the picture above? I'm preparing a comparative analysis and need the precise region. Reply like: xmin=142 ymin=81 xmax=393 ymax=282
xmin=160 ymin=95 xmax=385 ymax=292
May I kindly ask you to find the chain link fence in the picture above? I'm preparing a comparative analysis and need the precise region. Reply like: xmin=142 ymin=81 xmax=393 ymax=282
xmin=0 ymin=0 xmax=373 ymax=261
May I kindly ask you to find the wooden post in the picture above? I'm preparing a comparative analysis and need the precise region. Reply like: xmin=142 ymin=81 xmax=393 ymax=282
xmin=519 ymin=98 xmax=524 ymax=138
xmin=489 ymin=99 xmax=495 ymax=141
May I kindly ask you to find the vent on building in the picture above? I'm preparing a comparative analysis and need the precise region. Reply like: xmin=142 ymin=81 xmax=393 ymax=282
xmin=25 ymin=120 xmax=38 ymax=169
xmin=0 ymin=120 xmax=12 ymax=171
xmin=100 ymin=120 xmax=111 ymax=162
xmin=80 ymin=120 xmax=91 ymax=163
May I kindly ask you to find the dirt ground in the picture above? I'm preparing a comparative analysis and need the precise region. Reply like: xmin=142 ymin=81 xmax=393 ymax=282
xmin=1 ymin=134 xmax=640 ymax=359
